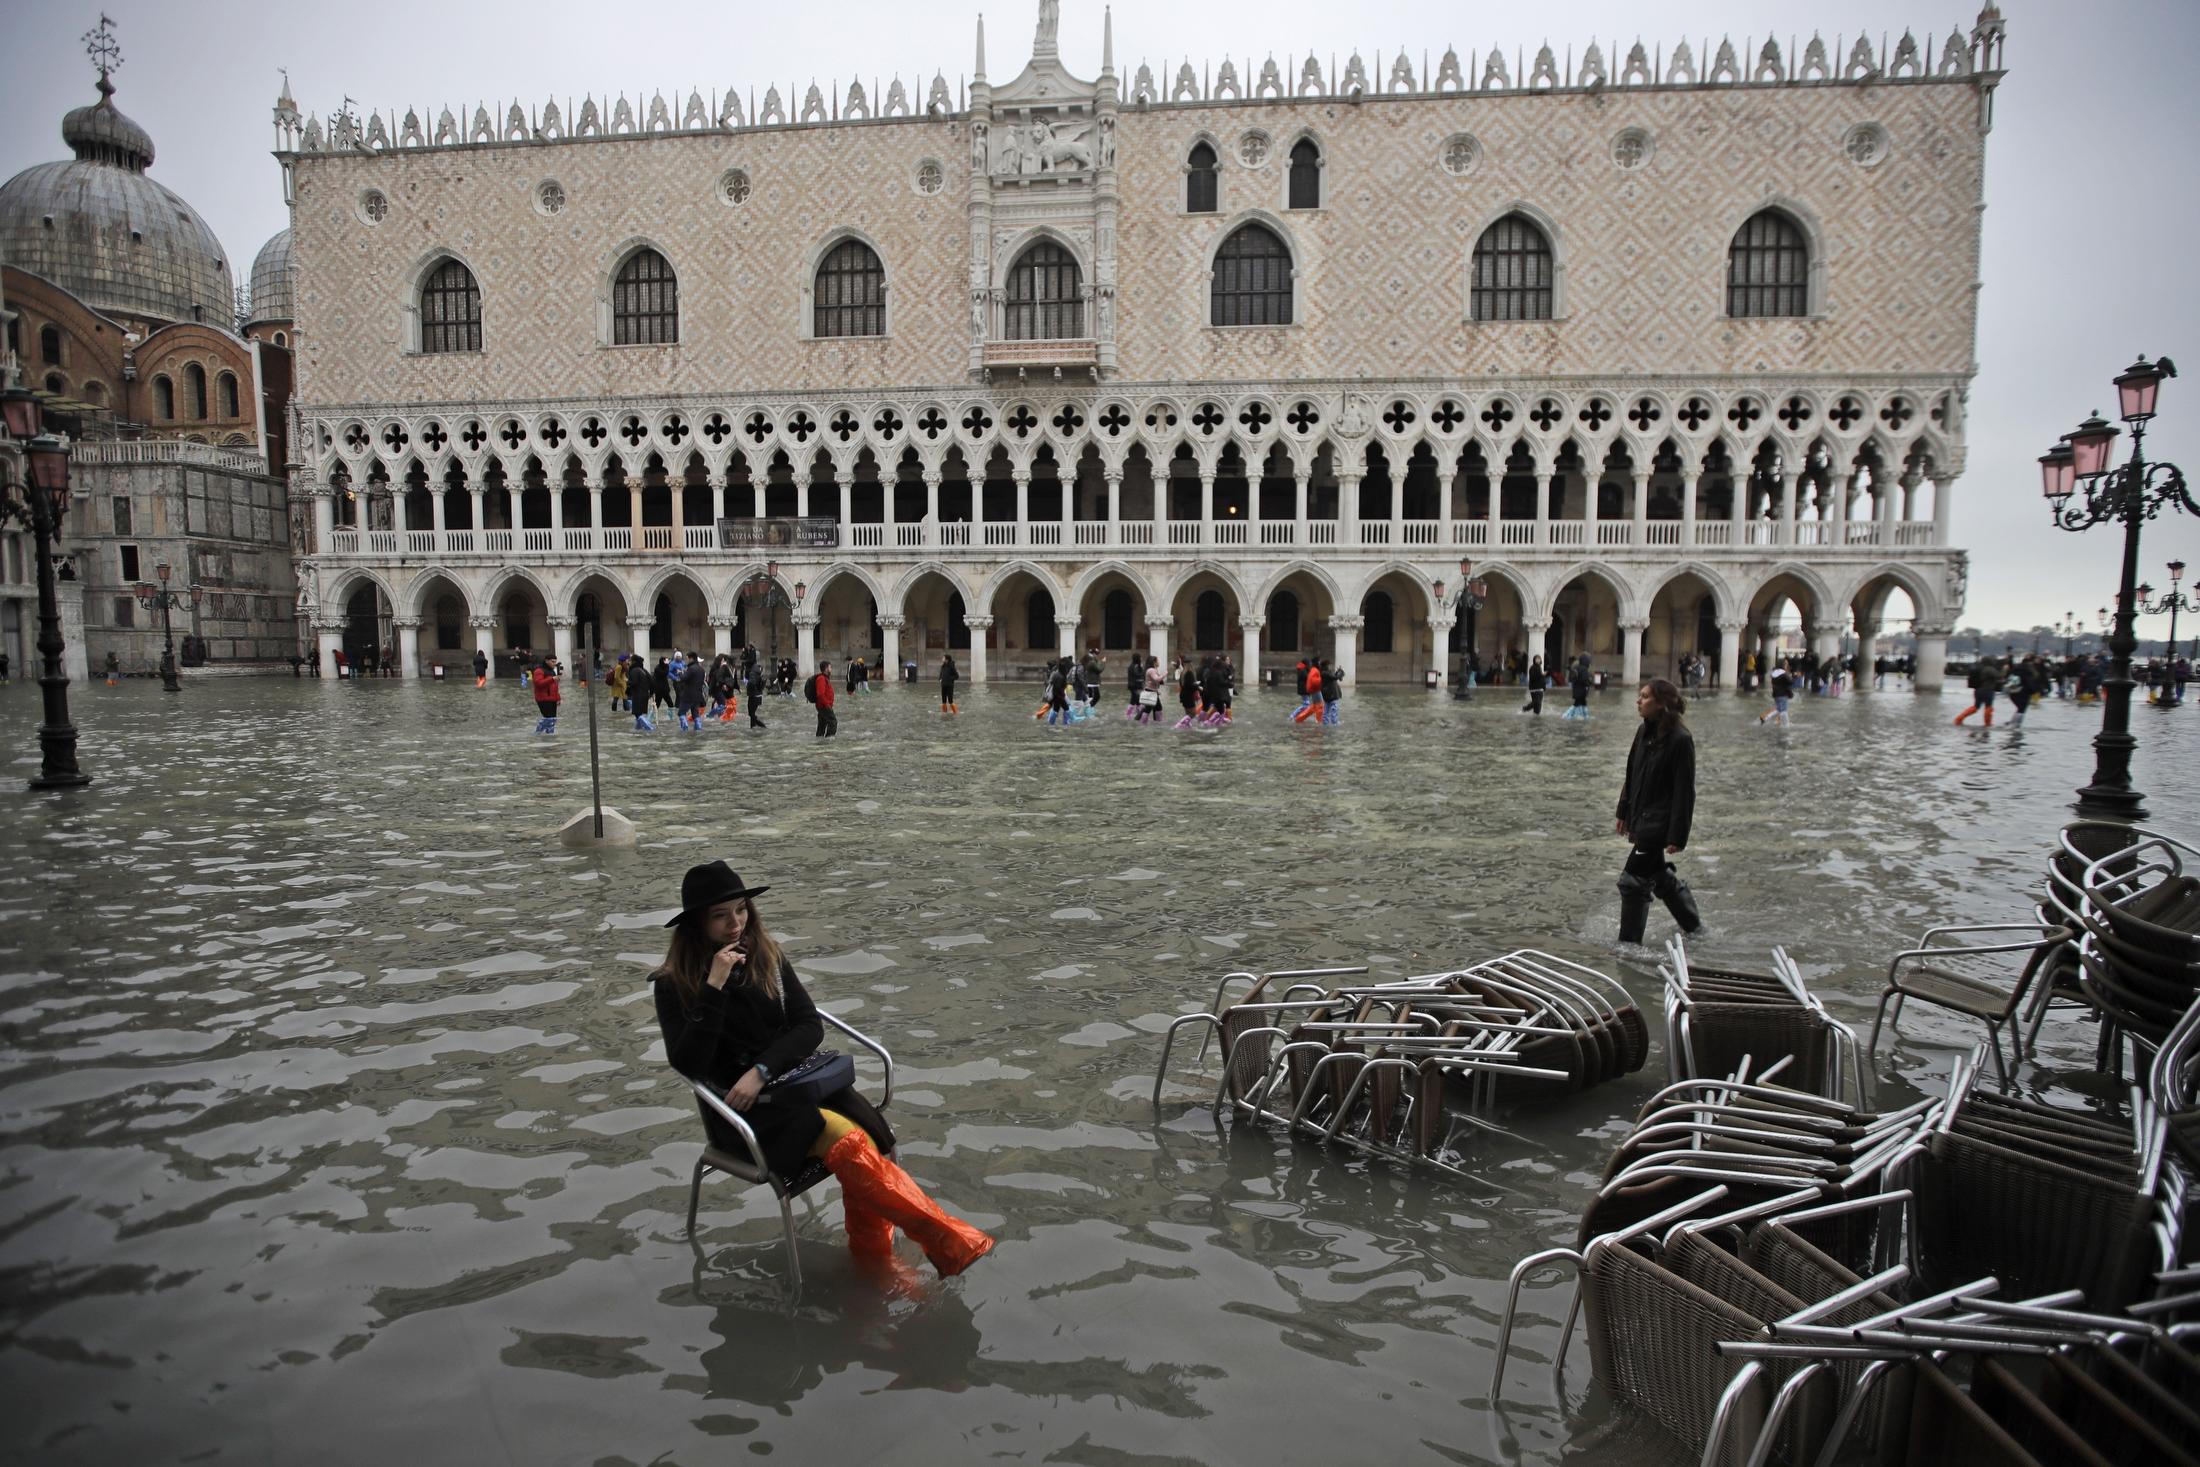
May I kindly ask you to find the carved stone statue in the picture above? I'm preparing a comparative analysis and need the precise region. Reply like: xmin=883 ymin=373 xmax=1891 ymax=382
xmin=1035 ymin=0 xmax=1059 ymax=52
xmin=1027 ymin=115 xmax=1094 ymax=172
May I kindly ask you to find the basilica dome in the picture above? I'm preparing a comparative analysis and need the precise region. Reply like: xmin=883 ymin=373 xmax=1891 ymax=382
xmin=248 ymin=227 xmax=294 ymax=327
xmin=0 ymin=76 xmax=235 ymax=327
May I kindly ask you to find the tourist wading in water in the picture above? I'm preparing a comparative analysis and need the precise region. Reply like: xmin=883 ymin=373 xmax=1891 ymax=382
xmin=651 ymin=862 xmax=993 ymax=1277
xmin=1613 ymin=678 xmax=1701 ymax=945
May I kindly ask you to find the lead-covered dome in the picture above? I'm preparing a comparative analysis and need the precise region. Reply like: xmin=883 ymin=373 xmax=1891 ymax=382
xmin=0 ymin=76 xmax=234 ymax=327
xmin=248 ymin=227 xmax=294 ymax=326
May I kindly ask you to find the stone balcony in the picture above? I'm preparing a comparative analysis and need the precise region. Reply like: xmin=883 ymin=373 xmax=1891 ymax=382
xmin=316 ymin=514 xmax=1943 ymax=560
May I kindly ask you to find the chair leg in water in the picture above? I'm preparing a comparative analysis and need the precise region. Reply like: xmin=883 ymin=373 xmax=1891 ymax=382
xmin=824 ymin=1130 xmax=993 ymax=1276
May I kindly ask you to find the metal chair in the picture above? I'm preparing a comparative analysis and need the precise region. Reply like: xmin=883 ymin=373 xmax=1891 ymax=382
xmin=1865 ymin=922 xmax=2069 ymax=1083
xmin=682 ymin=1010 xmax=895 ymax=1291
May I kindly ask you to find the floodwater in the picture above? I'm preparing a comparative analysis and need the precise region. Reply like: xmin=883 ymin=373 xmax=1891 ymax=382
xmin=0 ymin=671 xmax=2190 ymax=1466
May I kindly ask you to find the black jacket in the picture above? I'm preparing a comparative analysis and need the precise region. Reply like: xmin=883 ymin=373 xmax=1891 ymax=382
xmin=1616 ymin=720 xmax=1697 ymax=852
xmin=654 ymin=959 xmax=840 ymax=1178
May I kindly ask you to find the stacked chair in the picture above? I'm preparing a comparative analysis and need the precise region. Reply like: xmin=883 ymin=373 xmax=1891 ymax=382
xmin=1666 ymin=942 xmax=1862 ymax=1103
xmin=1149 ymin=952 xmax=1649 ymax=1177
xmin=1492 ymin=936 xmax=2200 ymax=1466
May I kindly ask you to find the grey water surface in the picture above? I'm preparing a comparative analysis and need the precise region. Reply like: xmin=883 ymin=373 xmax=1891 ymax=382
xmin=0 ymin=673 xmax=2189 ymax=1466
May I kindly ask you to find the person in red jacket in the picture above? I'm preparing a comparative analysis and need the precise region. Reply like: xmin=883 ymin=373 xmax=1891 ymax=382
xmin=530 ymin=659 xmax=560 ymax=734
xmin=809 ymin=660 xmax=838 ymax=738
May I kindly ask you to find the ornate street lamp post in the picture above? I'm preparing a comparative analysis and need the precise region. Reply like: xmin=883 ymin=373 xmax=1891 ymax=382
xmin=0 ymin=385 xmax=91 ymax=789
xmin=736 ymin=558 xmax=805 ymax=668
xmin=2137 ymin=559 xmax=2191 ymax=709
xmin=134 ymin=562 xmax=202 ymax=693
xmin=2037 ymin=355 xmax=2194 ymax=819
xmin=1432 ymin=555 xmax=1488 ymax=698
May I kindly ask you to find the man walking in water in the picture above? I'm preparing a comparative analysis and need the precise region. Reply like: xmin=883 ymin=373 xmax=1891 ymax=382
xmin=808 ymin=660 xmax=838 ymax=738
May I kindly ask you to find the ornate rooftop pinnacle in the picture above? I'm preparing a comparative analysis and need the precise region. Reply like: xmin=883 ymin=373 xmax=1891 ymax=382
xmin=82 ymin=12 xmax=121 ymax=86
xmin=1034 ymin=0 xmax=1060 ymax=61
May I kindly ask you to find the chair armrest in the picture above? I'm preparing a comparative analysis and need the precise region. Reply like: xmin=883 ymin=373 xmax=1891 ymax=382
xmin=1915 ymin=921 xmax=2065 ymax=946
xmin=688 ymin=1077 xmax=775 ymax=1178
xmin=1886 ymin=932 xmax=2066 ymax=984
xmin=821 ymin=1009 xmax=893 ymax=1109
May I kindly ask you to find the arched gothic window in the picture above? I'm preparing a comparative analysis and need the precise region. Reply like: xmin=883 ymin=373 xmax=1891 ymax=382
xmin=1194 ymin=590 xmax=1226 ymax=650
xmin=1267 ymin=590 xmax=1300 ymax=651
xmin=217 ymin=372 xmax=239 ymax=418
xmin=1005 ymin=242 xmax=1083 ymax=340
xmin=1211 ymin=224 xmax=1292 ymax=327
xmin=185 ymin=363 xmax=208 ymax=418
xmin=1102 ymin=589 xmax=1133 ymax=649
xmin=1470 ymin=214 xmax=1554 ymax=321
xmin=153 ymin=375 xmax=174 ymax=420
xmin=1727 ymin=209 xmax=1809 ymax=318
xmin=1287 ymin=139 xmax=1321 ymax=210
xmin=813 ymin=239 xmax=885 ymax=338
xmin=420 ymin=258 xmax=483 ymax=354
xmin=612 ymin=248 xmax=679 ymax=345
xmin=1186 ymin=142 xmax=1218 ymax=214
xmin=1362 ymin=591 xmax=1395 ymax=654
xmin=38 ymin=325 xmax=62 ymax=365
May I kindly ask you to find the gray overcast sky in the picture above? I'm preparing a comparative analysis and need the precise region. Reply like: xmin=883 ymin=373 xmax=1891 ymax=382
xmin=5 ymin=0 xmax=2197 ymax=634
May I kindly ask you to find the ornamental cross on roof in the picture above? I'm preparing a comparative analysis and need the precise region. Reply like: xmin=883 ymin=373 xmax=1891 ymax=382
xmin=83 ymin=13 xmax=121 ymax=84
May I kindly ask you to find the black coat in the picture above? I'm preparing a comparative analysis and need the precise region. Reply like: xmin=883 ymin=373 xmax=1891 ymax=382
xmin=653 ymin=958 xmax=888 ymax=1178
xmin=1616 ymin=720 xmax=1697 ymax=852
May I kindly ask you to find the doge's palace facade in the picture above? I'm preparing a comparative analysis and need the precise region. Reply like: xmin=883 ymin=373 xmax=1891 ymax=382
xmin=277 ymin=4 xmax=2002 ymax=687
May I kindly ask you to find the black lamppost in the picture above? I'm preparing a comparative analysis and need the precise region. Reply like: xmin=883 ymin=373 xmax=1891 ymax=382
xmin=133 ymin=562 xmax=201 ymax=693
xmin=2137 ymin=559 xmax=2191 ymax=709
xmin=2037 ymin=355 xmax=2194 ymax=820
xmin=0 ymin=386 xmax=91 ymax=789
xmin=1433 ymin=555 xmax=1487 ymax=699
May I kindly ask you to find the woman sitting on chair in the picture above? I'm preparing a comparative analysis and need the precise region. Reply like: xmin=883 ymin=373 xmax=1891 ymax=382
xmin=652 ymin=861 xmax=994 ymax=1277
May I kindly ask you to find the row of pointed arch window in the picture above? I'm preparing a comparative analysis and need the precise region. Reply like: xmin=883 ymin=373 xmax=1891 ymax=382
xmin=151 ymin=365 xmax=241 ymax=421
xmin=409 ymin=203 xmax=1810 ymax=354
xmin=1185 ymin=138 xmax=1323 ymax=213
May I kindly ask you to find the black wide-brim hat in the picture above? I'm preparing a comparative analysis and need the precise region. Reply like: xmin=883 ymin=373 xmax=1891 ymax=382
xmin=665 ymin=860 xmax=770 ymax=926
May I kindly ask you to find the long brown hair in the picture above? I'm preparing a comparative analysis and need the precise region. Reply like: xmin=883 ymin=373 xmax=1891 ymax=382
xmin=1641 ymin=677 xmax=1687 ymax=736
xmin=655 ymin=897 xmax=786 ymax=1010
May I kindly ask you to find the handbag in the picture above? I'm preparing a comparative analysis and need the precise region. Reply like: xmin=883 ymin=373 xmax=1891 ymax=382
xmin=763 ymin=1049 xmax=854 ymax=1105
xmin=1139 ymin=689 xmax=1160 ymax=707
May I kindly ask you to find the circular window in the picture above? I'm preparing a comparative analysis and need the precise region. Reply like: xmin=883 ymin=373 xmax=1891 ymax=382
xmin=1238 ymin=131 xmax=1270 ymax=167
xmin=718 ymin=168 xmax=752 ymax=206
xmin=1842 ymin=123 xmax=1891 ymax=168
xmin=914 ymin=159 xmax=944 ymax=196
xmin=535 ymin=180 xmax=566 ymax=216
xmin=1439 ymin=133 xmax=1482 ymax=177
xmin=358 ymin=188 xmax=390 ymax=225
xmin=1611 ymin=128 xmax=1653 ymax=170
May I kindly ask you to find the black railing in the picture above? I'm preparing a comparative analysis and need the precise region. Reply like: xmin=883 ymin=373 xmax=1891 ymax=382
xmin=716 ymin=516 xmax=839 ymax=550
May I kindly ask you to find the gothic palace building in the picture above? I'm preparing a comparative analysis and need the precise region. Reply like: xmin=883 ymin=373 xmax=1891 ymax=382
xmin=279 ymin=4 xmax=2005 ymax=688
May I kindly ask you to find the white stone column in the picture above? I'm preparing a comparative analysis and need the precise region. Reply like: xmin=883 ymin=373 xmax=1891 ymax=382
xmin=1429 ymin=614 xmax=1456 ymax=689
xmin=430 ymin=484 xmax=449 ymax=535
xmin=1339 ymin=471 xmax=1361 ymax=543
xmin=1239 ymin=615 xmax=1265 ymax=686
xmin=1913 ymin=625 xmax=1951 ymax=693
xmin=964 ymin=614 xmax=993 ymax=683
xmin=836 ymin=466 xmax=853 ymax=550
xmin=628 ymin=482 xmax=644 ymax=536
xmin=311 ymin=488 xmax=336 ymax=554
xmin=473 ymin=616 xmax=498 ymax=676
xmin=1621 ymin=619 xmax=1647 ymax=687
xmin=794 ymin=613 xmax=819 ymax=676
xmin=879 ymin=614 xmax=904 ymax=681
xmin=1013 ymin=470 xmax=1031 ymax=546
xmin=392 ymin=617 xmax=426 ymax=678
xmin=1779 ymin=469 xmax=1800 ymax=544
xmin=1146 ymin=614 xmax=1172 ymax=666
xmin=1931 ymin=475 xmax=1954 ymax=545
xmin=317 ymin=619 xmax=346 ymax=679
xmin=1584 ymin=472 xmax=1601 ymax=541
xmin=1524 ymin=619 xmax=1551 ymax=672
xmin=469 ymin=486 xmax=487 ymax=537
xmin=390 ymin=488 xmax=409 ymax=536
xmin=1729 ymin=471 xmax=1747 ymax=542
xmin=627 ymin=620 xmax=653 ymax=662
xmin=588 ymin=478 xmax=605 ymax=535
xmin=1680 ymin=468 xmax=1700 ymax=547
xmin=550 ymin=616 xmax=575 ymax=673
xmin=710 ymin=615 xmax=736 ymax=658
xmin=795 ymin=475 xmax=811 ymax=521
xmin=1055 ymin=613 xmax=1079 ymax=660
xmin=1328 ymin=614 xmax=1363 ymax=686
xmin=1487 ymin=469 xmax=1502 ymax=538
xmin=1534 ymin=472 xmax=1552 ymax=545
xmin=1715 ymin=620 xmax=1744 ymax=692
xmin=548 ymin=480 xmax=565 ymax=534
xmin=1058 ymin=468 xmax=1073 ymax=542
xmin=1104 ymin=471 xmax=1122 ymax=545
xmin=1855 ymin=619 xmax=1881 ymax=689
xmin=923 ymin=467 xmax=941 ymax=545
xmin=1293 ymin=471 xmax=1310 ymax=543
xmin=1807 ymin=621 xmax=1840 ymax=669
xmin=1198 ymin=470 xmax=1215 ymax=545
xmin=1883 ymin=470 xmax=1912 ymax=545
xmin=1388 ymin=469 xmax=1403 ymax=548
xmin=1631 ymin=472 xmax=1650 ymax=547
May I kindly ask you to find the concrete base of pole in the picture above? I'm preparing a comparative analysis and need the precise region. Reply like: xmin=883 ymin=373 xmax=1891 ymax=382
xmin=558 ymin=806 xmax=636 ymax=848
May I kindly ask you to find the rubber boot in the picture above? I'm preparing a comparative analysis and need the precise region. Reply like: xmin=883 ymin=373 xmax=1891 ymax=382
xmin=1616 ymin=874 xmax=1654 ymax=945
xmin=1653 ymin=864 xmax=1703 ymax=934
xmin=1954 ymin=705 xmax=1975 ymax=725
xmin=1983 ymin=705 xmax=1993 ymax=727
xmin=842 ymin=1189 xmax=895 ymax=1261
xmin=823 ymin=1130 xmax=993 ymax=1277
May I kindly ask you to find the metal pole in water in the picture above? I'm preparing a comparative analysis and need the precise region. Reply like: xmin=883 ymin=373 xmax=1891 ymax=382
xmin=584 ymin=625 xmax=604 ymax=839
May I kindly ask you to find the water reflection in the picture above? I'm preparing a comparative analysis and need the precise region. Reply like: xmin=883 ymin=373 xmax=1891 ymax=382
xmin=0 ymin=678 xmax=2188 ymax=1464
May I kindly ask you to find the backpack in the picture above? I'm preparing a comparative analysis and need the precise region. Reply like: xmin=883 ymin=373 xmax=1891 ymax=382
xmin=803 ymin=675 xmax=818 ymax=703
